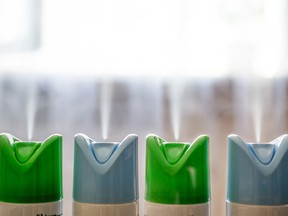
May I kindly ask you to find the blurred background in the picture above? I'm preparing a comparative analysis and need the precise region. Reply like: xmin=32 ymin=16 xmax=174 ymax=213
xmin=0 ymin=0 xmax=288 ymax=215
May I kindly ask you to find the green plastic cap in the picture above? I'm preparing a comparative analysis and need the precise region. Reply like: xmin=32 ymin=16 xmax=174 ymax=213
xmin=145 ymin=134 xmax=210 ymax=204
xmin=0 ymin=133 xmax=63 ymax=203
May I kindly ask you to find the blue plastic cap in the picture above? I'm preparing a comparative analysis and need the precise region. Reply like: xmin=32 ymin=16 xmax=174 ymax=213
xmin=227 ymin=134 xmax=288 ymax=205
xmin=73 ymin=134 xmax=138 ymax=204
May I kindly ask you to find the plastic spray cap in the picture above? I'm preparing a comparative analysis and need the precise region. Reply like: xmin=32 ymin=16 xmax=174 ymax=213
xmin=73 ymin=133 xmax=138 ymax=204
xmin=0 ymin=133 xmax=63 ymax=203
xmin=227 ymin=134 xmax=288 ymax=205
xmin=145 ymin=134 xmax=210 ymax=204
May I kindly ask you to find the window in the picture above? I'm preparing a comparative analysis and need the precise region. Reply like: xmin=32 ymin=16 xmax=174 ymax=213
xmin=0 ymin=0 xmax=286 ymax=77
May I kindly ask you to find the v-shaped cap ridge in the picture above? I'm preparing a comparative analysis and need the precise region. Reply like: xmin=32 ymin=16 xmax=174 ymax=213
xmin=228 ymin=134 xmax=288 ymax=176
xmin=13 ymin=142 xmax=41 ymax=164
xmin=74 ymin=133 xmax=138 ymax=174
xmin=249 ymin=144 xmax=276 ymax=165
xmin=163 ymin=142 xmax=189 ymax=165
xmin=0 ymin=133 xmax=61 ymax=169
xmin=146 ymin=134 xmax=209 ymax=175
xmin=90 ymin=142 xmax=119 ymax=164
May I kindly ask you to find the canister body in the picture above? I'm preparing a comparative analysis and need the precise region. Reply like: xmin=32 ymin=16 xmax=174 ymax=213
xmin=144 ymin=201 xmax=210 ymax=216
xmin=227 ymin=202 xmax=288 ymax=216
xmin=0 ymin=200 xmax=63 ymax=216
xmin=73 ymin=201 xmax=138 ymax=216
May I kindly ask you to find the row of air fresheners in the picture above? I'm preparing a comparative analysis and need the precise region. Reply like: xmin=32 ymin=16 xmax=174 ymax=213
xmin=0 ymin=133 xmax=287 ymax=216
